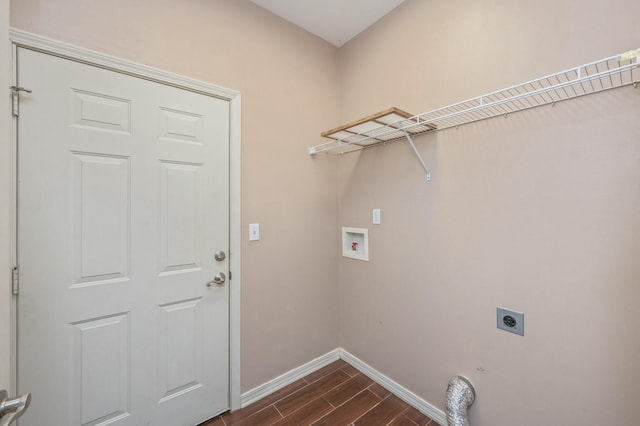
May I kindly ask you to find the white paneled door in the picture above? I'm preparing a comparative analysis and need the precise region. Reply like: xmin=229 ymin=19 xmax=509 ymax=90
xmin=16 ymin=48 xmax=230 ymax=426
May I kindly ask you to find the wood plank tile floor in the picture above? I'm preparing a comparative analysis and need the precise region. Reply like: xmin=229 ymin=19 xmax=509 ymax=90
xmin=200 ymin=360 xmax=437 ymax=426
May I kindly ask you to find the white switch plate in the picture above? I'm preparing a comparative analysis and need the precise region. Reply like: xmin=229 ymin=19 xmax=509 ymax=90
xmin=372 ymin=209 xmax=381 ymax=225
xmin=249 ymin=223 xmax=260 ymax=241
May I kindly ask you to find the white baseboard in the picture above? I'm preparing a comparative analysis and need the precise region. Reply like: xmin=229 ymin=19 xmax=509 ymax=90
xmin=239 ymin=347 xmax=446 ymax=425
xmin=240 ymin=349 xmax=340 ymax=408
xmin=338 ymin=349 xmax=447 ymax=426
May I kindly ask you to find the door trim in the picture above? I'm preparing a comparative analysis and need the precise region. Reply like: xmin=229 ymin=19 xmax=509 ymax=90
xmin=9 ymin=28 xmax=242 ymax=411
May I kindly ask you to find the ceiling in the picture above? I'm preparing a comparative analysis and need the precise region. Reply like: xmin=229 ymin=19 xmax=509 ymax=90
xmin=250 ymin=0 xmax=406 ymax=47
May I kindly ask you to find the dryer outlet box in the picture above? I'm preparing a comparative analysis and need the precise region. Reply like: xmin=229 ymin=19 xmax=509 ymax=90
xmin=497 ymin=307 xmax=524 ymax=336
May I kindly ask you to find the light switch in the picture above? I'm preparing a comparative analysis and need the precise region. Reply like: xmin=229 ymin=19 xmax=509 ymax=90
xmin=249 ymin=223 xmax=260 ymax=241
xmin=372 ymin=209 xmax=381 ymax=225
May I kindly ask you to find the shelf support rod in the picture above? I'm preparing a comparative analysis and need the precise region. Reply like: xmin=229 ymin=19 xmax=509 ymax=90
xmin=402 ymin=130 xmax=431 ymax=181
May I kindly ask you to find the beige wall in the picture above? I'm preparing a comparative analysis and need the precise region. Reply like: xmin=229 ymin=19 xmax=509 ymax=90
xmin=338 ymin=0 xmax=640 ymax=425
xmin=9 ymin=0 xmax=341 ymax=392
xmin=0 ymin=0 xmax=11 ymax=391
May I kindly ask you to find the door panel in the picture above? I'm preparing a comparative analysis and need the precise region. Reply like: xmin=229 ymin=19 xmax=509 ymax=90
xmin=17 ymin=47 xmax=230 ymax=426
xmin=71 ymin=313 xmax=131 ymax=426
xmin=72 ymin=152 xmax=131 ymax=286
xmin=159 ymin=160 xmax=202 ymax=275
xmin=158 ymin=298 xmax=203 ymax=402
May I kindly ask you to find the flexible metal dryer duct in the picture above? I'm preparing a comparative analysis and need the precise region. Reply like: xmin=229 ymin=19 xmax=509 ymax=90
xmin=446 ymin=376 xmax=475 ymax=426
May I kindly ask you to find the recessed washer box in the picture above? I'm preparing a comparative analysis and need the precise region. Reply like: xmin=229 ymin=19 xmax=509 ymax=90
xmin=342 ymin=227 xmax=369 ymax=261
xmin=497 ymin=307 xmax=524 ymax=336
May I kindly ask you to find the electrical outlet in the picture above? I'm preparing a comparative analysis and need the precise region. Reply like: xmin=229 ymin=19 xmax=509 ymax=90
xmin=497 ymin=307 xmax=524 ymax=336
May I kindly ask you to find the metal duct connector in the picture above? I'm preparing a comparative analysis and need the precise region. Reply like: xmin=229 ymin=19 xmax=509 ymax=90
xmin=446 ymin=376 xmax=475 ymax=426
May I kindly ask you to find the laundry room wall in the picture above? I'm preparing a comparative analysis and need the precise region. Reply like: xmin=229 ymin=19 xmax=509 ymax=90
xmin=9 ymin=0 xmax=341 ymax=393
xmin=337 ymin=0 xmax=640 ymax=424
xmin=9 ymin=1 xmax=640 ymax=424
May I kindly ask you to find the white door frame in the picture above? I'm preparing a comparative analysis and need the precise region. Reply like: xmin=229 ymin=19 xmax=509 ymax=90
xmin=9 ymin=28 xmax=242 ymax=411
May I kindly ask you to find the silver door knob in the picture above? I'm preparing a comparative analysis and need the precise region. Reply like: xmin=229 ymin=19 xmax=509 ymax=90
xmin=214 ymin=250 xmax=226 ymax=261
xmin=0 ymin=389 xmax=31 ymax=426
xmin=206 ymin=272 xmax=226 ymax=287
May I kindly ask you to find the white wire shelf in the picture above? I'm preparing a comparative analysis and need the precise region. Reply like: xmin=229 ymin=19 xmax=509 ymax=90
xmin=310 ymin=48 xmax=640 ymax=156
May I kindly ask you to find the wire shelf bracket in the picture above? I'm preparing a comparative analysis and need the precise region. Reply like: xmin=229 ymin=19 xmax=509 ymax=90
xmin=310 ymin=47 xmax=640 ymax=181
xmin=403 ymin=129 xmax=431 ymax=181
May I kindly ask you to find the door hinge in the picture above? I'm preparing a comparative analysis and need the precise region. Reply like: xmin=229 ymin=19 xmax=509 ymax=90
xmin=12 ymin=266 xmax=19 ymax=295
xmin=229 ymin=271 xmax=232 ymax=281
xmin=10 ymin=86 xmax=32 ymax=117
xmin=11 ymin=90 xmax=18 ymax=117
